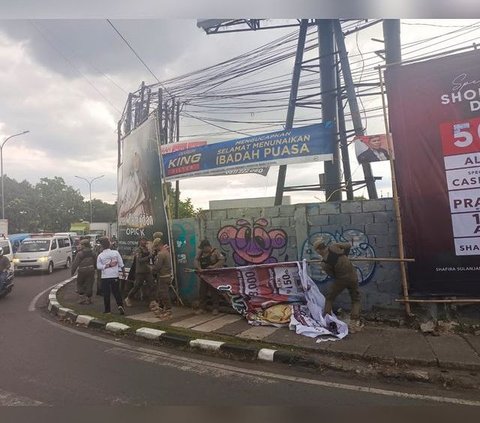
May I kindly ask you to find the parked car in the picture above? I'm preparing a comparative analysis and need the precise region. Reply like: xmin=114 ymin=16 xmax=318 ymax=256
xmin=13 ymin=234 xmax=72 ymax=274
xmin=55 ymin=232 xmax=79 ymax=258
xmin=84 ymin=233 xmax=102 ymax=249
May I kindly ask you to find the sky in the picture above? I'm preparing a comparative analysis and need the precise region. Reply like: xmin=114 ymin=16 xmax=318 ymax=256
xmin=0 ymin=13 xmax=478 ymax=209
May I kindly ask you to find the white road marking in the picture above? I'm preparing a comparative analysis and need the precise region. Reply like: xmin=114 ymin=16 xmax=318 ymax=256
xmin=28 ymin=276 xmax=75 ymax=312
xmin=0 ymin=388 xmax=44 ymax=406
xmin=40 ymin=317 xmax=480 ymax=407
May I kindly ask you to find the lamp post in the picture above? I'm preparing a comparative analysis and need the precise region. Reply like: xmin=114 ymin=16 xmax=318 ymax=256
xmin=75 ymin=175 xmax=104 ymax=223
xmin=1 ymin=130 xmax=30 ymax=219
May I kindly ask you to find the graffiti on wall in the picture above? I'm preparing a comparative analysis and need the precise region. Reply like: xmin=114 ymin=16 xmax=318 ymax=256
xmin=172 ymin=220 xmax=198 ymax=300
xmin=302 ymin=229 xmax=376 ymax=286
xmin=217 ymin=218 xmax=288 ymax=266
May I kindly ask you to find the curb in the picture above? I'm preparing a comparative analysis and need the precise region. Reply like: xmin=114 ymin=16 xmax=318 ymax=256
xmin=46 ymin=278 xmax=322 ymax=366
xmin=44 ymin=278 xmax=480 ymax=390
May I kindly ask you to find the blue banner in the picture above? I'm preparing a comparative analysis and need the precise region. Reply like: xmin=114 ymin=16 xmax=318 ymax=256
xmin=162 ymin=123 xmax=334 ymax=180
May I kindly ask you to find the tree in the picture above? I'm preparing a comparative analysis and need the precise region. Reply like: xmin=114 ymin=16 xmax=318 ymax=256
xmin=4 ymin=176 xmax=40 ymax=233
xmin=35 ymin=177 xmax=85 ymax=231
xmin=165 ymin=183 xmax=201 ymax=218
xmin=89 ymin=199 xmax=117 ymax=222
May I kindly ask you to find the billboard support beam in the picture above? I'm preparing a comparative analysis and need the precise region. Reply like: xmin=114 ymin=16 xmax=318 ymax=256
xmin=336 ymin=69 xmax=354 ymax=200
xmin=333 ymin=19 xmax=378 ymax=199
xmin=318 ymin=19 xmax=341 ymax=202
xmin=274 ymin=19 xmax=309 ymax=206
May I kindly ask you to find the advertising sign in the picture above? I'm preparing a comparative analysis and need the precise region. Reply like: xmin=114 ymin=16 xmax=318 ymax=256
xmin=161 ymin=123 xmax=334 ymax=181
xmin=354 ymin=134 xmax=392 ymax=164
xmin=160 ymin=140 xmax=269 ymax=177
xmin=117 ymin=115 xmax=169 ymax=263
xmin=386 ymin=49 xmax=480 ymax=295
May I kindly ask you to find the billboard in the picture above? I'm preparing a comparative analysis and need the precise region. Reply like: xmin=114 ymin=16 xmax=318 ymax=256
xmin=386 ymin=49 xmax=480 ymax=295
xmin=117 ymin=115 xmax=169 ymax=263
xmin=161 ymin=123 xmax=334 ymax=181
xmin=160 ymin=139 xmax=269 ymax=177
xmin=354 ymin=134 xmax=392 ymax=164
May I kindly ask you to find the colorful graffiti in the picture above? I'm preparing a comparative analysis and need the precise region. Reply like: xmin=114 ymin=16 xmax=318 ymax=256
xmin=172 ymin=220 xmax=198 ymax=300
xmin=217 ymin=218 xmax=288 ymax=266
xmin=301 ymin=229 xmax=376 ymax=286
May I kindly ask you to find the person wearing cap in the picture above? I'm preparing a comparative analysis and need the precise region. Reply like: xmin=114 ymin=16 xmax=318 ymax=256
xmin=193 ymin=239 xmax=225 ymax=315
xmin=151 ymin=237 xmax=173 ymax=319
xmin=313 ymin=239 xmax=363 ymax=333
xmin=124 ymin=236 xmax=155 ymax=308
xmin=71 ymin=238 xmax=96 ymax=304
xmin=97 ymin=237 xmax=126 ymax=314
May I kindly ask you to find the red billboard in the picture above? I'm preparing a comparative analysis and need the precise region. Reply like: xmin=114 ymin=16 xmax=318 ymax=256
xmin=386 ymin=49 xmax=480 ymax=296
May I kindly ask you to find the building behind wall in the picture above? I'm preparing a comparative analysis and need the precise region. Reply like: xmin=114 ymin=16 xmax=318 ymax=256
xmin=209 ymin=196 xmax=291 ymax=210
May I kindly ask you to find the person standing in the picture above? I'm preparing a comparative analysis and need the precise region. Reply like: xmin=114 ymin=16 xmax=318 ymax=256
xmin=0 ymin=247 xmax=11 ymax=292
xmin=151 ymin=238 xmax=173 ymax=319
xmin=71 ymin=239 xmax=96 ymax=305
xmin=97 ymin=237 xmax=126 ymax=315
xmin=124 ymin=237 xmax=155 ymax=308
xmin=313 ymin=240 xmax=363 ymax=333
xmin=194 ymin=239 xmax=225 ymax=315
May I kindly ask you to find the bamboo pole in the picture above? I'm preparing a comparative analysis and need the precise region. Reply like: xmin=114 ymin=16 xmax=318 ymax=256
xmin=378 ymin=67 xmax=412 ymax=317
xmin=396 ymin=298 xmax=480 ymax=304
xmin=185 ymin=256 xmax=415 ymax=273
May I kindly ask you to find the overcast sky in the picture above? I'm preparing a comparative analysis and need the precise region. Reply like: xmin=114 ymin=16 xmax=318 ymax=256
xmin=0 ymin=16 xmax=478 ymax=208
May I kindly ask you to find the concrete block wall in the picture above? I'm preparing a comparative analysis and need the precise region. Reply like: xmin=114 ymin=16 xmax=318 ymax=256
xmin=172 ymin=198 xmax=403 ymax=311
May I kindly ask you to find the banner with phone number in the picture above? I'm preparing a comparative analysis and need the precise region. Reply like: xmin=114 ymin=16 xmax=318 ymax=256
xmin=386 ymin=49 xmax=480 ymax=295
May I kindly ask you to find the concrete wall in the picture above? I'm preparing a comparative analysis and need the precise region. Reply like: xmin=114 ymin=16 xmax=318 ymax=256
xmin=172 ymin=199 xmax=402 ymax=311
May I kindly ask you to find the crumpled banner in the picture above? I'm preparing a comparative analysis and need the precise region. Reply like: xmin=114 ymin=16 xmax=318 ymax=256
xmin=197 ymin=260 xmax=348 ymax=340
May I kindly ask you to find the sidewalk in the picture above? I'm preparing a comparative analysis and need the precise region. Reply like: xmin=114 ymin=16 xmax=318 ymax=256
xmin=56 ymin=280 xmax=480 ymax=379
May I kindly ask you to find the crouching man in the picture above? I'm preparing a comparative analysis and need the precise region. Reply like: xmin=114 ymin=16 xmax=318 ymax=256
xmin=313 ymin=240 xmax=363 ymax=333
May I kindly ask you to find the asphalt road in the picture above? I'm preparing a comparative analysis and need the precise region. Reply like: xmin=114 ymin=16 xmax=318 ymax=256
xmin=0 ymin=269 xmax=479 ymax=407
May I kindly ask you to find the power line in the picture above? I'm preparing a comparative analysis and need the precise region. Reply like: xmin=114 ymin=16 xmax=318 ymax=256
xmin=30 ymin=20 xmax=122 ymax=114
xmin=106 ymin=19 xmax=162 ymax=85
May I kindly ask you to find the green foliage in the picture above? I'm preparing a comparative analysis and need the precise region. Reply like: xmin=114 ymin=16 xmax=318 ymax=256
xmin=165 ymin=182 xmax=201 ymax=218
xmin=88 ymin=199 xmax=117 ymax=222
xmin=4 ymin=177 xmax=39 ymax=233
xmin=35 ymin=177 xmax=85 ymax=231
xmin=3 ymin=175 xmax=117 ymax=232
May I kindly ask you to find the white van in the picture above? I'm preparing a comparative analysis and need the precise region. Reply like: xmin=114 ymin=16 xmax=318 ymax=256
xmin=13 ymin=234 xmax=72 ymax=274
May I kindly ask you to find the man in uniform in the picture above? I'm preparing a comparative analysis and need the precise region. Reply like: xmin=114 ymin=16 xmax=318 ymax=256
xmin=0 ymin=247 xmax=11 ymax=292
xmin=124 ymin=236 xmax=155 ymax=308
xmin=313 ymin=239 xmax=363 ymax=333
xmin=194 ymin=239 xmax=225 ymax=315
xmin=71 ymin=238 xmax=96 ymax=304
xmin=151 ymin=237 xmax=173 ymax=319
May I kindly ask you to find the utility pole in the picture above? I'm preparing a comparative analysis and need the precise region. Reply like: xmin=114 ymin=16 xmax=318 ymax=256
xmin=333 ymin=19 xmax=378 ymax=199
xmin=383 ymin=19 xmax=401 ymax=64
xmin=318 ymin=19 xmax=341 ymax=201
xmin=174 ymin=101 xmax=181 ymax=219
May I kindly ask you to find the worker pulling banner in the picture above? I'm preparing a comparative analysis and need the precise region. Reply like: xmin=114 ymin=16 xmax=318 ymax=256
xmin=196 ymin=260 xmax=348 ymax=341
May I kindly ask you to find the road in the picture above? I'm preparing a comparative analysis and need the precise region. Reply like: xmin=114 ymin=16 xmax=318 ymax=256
xmin=0 ymin=269 xmax=479 ymax=407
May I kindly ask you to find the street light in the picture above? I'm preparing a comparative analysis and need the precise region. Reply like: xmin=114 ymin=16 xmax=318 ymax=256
xmin=75 ymin=174 xmax=104 ymax=223
xmin=1 ymin=130 xmax=30 ymax=219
